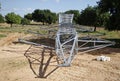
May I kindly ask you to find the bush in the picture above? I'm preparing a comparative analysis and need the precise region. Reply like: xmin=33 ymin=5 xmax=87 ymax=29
xmin=21 ymin=18 xmax=30 ymax=25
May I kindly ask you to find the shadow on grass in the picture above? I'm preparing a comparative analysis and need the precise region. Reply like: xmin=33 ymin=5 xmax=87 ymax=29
xmin=24 ymin=45 xmax=59 ymax=78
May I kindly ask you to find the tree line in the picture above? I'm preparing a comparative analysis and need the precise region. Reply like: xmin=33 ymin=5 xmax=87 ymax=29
xmin=0 ymin=0 xmax=120 ymax=31
xmin=0 ymin=9 xmax=58 ymax=27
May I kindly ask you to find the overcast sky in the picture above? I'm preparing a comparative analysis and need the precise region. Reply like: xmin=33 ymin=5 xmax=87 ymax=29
xmin=0 ymin=0 xmax=100 ymax=17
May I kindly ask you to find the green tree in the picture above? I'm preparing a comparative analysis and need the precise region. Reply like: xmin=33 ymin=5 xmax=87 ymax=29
xmin=99 ymin=12 xmax=110 ymax=27
xmin=65 ymin=10 xmax=80 ymax=24
xmin=93 ymin=6 xmax=110 ymax=31
xmin=98 ymin=0 xmax=120 ymax=30
xmin=32 ymin=9 xmax=45 ymax=24
xmin=42 ymin=9 xmax=50 ymax=24
xmin=32 ymin=9 xmax=57 ymax=25
xmin=0 ymin=14 xmax=5 ymax=23
xmin=24 ymin=13 xmax=32 ymax=20
xmin=45 ymin=12 xmax=57 ymax=24
xmin=78 ymin=6 xmax=97 ymax=28
xmin=5 ymin=12 xmax=21 ymax=27
xmin=21 ymin=18 xmax=30 ymax=26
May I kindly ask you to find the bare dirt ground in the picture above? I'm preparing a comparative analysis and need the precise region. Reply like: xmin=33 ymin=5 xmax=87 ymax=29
xmin=0 ymin=33 xmax=120 ymax=81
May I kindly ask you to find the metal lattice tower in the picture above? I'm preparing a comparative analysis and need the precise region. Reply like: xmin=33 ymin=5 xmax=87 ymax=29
xmin=19 ymin=13 xmax=115 ymax=67
xmin=55 ymin=14 xmax=115 ymax=66
xmin=55 ymin=14 xmax=78 ymax=66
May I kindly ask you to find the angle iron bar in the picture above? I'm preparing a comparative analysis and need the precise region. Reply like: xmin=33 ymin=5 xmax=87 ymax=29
xmin=78 ymin=44 xmax=113 ymax=54
xmin=18 ymin=39 xmax=54 ymax=49
xmin=78 ymin=43 xmax=113 ymax=50
xmin=64 ymin=34 xmax=76 ymax=42
xmin=56 ymin=35 xmax=66 ymax=62
xmin=27 ymin=30 xmax=48 ymax=36
xmin=78 ymin=39 xmax=113 ymax=43
xmin=75 ymin=35 xmax=78 ymax=54
xmin=61 ymin=37 xmax=75 ymax=46
xmin=79 ymin=40 xmax=91 ymax=48
xmin=78 ymin=39 xmax=112 ymax=48
xmin=67 ymin=36 xmax=77 ymax=64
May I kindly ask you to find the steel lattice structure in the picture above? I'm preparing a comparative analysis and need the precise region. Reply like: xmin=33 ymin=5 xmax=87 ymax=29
xmin=19 ymin=14 xmax=115 ymax=67
xmin=55 ymin=14 xmax=78 ymax=66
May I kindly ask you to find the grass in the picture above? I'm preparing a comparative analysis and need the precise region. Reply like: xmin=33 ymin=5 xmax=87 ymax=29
xmin=0 ymin=34 xmax=7 ymax=39
xmin=0 ymin=24 xmax=120 ymax=48
xmin=77 ymin=28 xmax=120 ymax=39
xmin=97 ymin=30 xmax=120 ymax=48
xmin=96 ymin=29 xmax=120 ymax=39
xmin=0 ymin=25 xmax=52 ymax=34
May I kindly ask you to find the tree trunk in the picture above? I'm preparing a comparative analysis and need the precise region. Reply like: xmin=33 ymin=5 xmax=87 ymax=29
xmin=43 ymin=22 xmax=44 ymax=25
xmin=10 ymin=23 xmax=12 ymax=27
xmin=94 ymin=26 xmax=97 ymax=32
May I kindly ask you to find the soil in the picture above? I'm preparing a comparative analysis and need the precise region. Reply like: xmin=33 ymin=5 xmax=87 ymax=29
xmin=0 ymin=33 xmax=120 ymax=81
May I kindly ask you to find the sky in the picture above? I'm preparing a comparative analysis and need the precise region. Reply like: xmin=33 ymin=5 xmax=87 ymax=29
xmin=0 ymin=0 xmax=100 ymax=17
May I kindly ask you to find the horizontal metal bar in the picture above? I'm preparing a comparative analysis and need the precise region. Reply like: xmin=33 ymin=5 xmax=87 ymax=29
xmin=78 ymin=44 xmax=113 ymax=53
xmin=78 ymin=44 xmax=112 ymax=50
xmin=27 ymin=30 xmax=48 ymax=36
xmin=78 ymin=39 xmax=112 ymax=43
xmin=18 ymin=39 xmax=54 ymax=49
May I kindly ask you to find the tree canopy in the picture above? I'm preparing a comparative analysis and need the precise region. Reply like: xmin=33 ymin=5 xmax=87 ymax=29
xmin=21 ymin=18 xmax=30 ymax=26
xmin=5 ymin=12 xmax=21 ymax=27
xmin=98 ymin=0 xmax=120 ymax=30
xmin=1 ymin=0 xmax=120 ymax=31
xmin=64 ymin=10 xmax=80 ymax=24
xmin=24 ymin=13 xmax=32 ymax=21
xmin=78 ymin=6 xmax=97 ymax=26
xmin=32 ymin=9 xmax=57 ymax=25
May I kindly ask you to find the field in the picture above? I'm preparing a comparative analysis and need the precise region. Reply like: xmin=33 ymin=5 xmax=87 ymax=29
xmin=0 ymin=23 xmax=120 ymax=81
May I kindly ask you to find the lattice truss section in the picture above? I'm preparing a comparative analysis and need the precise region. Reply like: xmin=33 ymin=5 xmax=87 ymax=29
xmin=55 ymin=14 xmax=78 ymax=66
xmin=55 ymin=14 xmax=115 ymax=66
xmin=19 ymin=14 xmax=115 ymax=67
